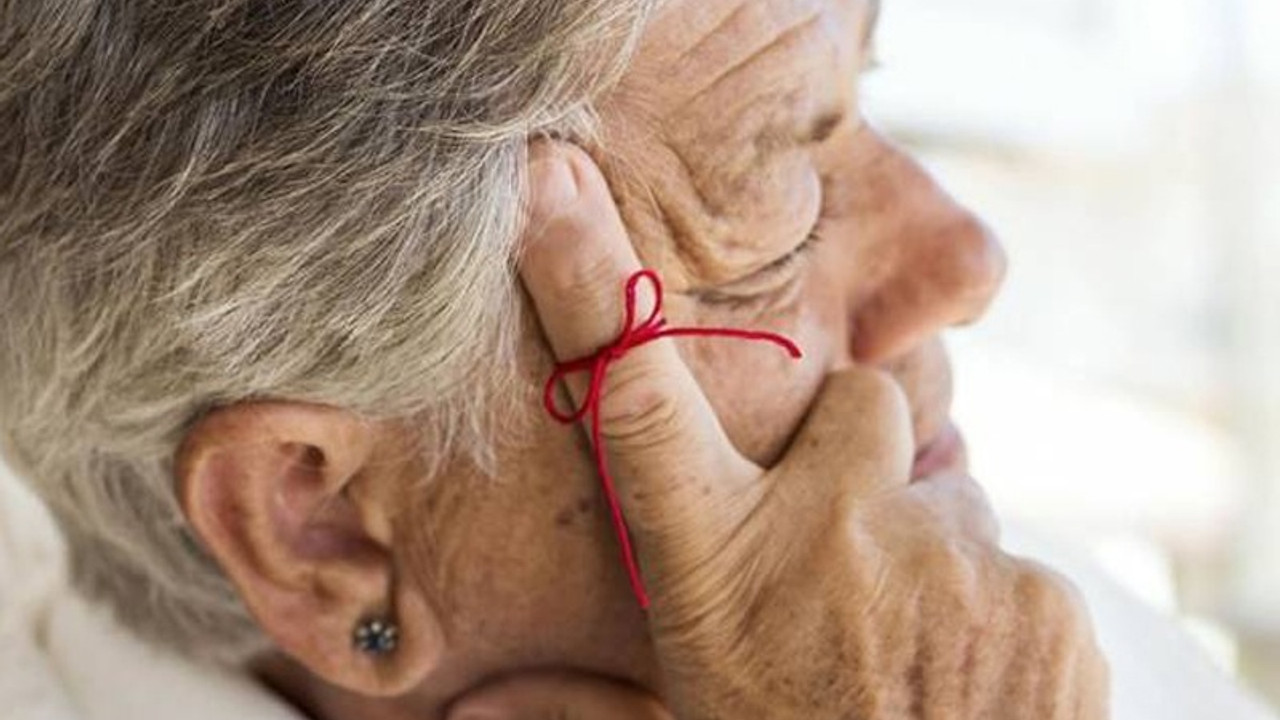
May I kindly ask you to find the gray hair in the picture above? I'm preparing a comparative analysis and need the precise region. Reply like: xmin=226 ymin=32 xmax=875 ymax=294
xmin=0 ymin=0 xmax=654 ymax=663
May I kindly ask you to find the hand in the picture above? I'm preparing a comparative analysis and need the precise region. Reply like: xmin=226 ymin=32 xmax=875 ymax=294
xmin=446 ymin=671 xmax=673 ymax=720
xmin=520 ymin=142 xmax=1109 ymax=720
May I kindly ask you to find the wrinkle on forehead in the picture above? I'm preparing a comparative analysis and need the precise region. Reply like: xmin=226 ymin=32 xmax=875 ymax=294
xmin=598 ymin=0 xmax=865 ymax=284
xmin=647 ymin=0 xmax=824 ymax=68
xmin=678 ymin=8 xmax=824 ymax=105
xmin=654 ymin=5 xmax=845 ymax=200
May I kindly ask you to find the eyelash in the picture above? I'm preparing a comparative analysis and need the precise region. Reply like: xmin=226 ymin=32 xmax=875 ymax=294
xmin=764 ymin=228 xmax=823 ymax=278
xmin=692 ymin=164 xmax=834 ymax=309
xmin=695 ymin=224 xmax=824 ymax=311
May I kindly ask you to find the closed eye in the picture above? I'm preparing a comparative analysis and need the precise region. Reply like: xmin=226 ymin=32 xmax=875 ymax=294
xmin=692 ymin=229 xmax=823 ymax=309
xmin=752 ymin=230 xmax=821 ymax=280
xmin=747 ymin=233 xmax=819 ymax=280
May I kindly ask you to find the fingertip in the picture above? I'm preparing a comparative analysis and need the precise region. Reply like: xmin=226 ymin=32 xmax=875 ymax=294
xmin=520 ymin=140 xmax=627 ymax=283
xmin=525 ymin=141 xmax=581 ymax=244
xmin=782 ymin=367 xmax=915 ymax=498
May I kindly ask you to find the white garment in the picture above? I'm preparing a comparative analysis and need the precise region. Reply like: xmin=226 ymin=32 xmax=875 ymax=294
xmin=0 ymin=473 xmax=303 ymax=720
xmin=1 ymin=469 xmax=1275 ymax=720
xmin=1000 ymin=524 xmax=1278 ymax=720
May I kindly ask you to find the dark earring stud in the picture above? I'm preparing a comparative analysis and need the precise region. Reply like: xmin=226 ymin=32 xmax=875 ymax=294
xmin=353 ymin=617 xmax=399 ymax=656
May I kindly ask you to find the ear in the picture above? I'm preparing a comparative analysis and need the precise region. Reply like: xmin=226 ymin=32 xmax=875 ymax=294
xmin=176 ymin=402 xmax=443 ymax=696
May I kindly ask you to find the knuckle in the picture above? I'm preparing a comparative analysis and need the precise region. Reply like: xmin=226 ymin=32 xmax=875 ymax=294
xmin=1009 ymin=559 xmax=1107 ymax=695
xmin=597 ymin=356 xmax=688 ymax=448
xmin=919 ymin=533 xmax=987 ymax=603
xmin=910 ymin=475 xmax=1001 ymax=543
xmin=1012 ymin=559 xmax=1092 ymax=634
xmin=938 ymin=474 xmax=995 ymax=515
xmin=952 ymin=477 xmax=1000 ymax=540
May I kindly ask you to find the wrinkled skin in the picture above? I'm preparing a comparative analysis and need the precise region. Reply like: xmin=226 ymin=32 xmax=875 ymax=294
xmin=442 ymin=143 xmax=1108 ymax=719
xmin=250 ymin=0 xmax=1110 ymax=718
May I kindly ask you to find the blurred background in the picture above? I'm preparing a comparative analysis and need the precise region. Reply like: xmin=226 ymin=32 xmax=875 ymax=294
xmin=865 ymin=0 xmax=1280 ymax=708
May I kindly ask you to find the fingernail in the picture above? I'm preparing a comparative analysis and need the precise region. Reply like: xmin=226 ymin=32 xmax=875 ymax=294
xmin=527 ymin=143 xmax=580 ymax=228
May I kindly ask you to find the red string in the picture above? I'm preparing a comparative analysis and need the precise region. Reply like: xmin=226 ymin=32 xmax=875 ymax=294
xmin=542 ymin=269 xmax=803 ymax=609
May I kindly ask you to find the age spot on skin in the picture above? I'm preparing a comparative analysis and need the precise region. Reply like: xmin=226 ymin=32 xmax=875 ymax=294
xmin=556 ymin=496 xmax=597 ymax=528
xmin=555 ymin=507 xmax=576 ymax=527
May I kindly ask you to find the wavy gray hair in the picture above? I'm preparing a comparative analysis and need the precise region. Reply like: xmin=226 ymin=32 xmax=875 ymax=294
xmin=0 ymin=0 xmax=655 ymax=663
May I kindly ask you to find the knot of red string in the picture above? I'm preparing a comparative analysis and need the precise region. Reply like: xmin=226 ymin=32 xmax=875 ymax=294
xmin=543 ymin=269 xmax=803 ymax=609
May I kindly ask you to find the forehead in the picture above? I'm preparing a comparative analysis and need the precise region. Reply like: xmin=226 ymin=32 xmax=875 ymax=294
xmin=599 ymin=0 xmax=875 ymax=284
xmin=639 ymin=0 xmax=863 ymax=154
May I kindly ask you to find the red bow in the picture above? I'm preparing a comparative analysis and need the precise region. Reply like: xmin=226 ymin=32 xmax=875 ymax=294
xmin=543 ymin=269 xmax=803 ymax=608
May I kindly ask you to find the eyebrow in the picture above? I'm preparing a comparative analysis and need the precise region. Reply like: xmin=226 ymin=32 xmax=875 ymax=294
xmin=756 ymin=0 xmax=879 ymax=152
xmin=805 ymin=109 xmax=846 ymax=145
xmin=745 ymin=106 xmax=844 ymax=176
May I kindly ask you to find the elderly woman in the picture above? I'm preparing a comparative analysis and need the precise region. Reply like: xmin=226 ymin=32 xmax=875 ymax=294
xmin=9 ymin=0 xmax=1251 ymax=718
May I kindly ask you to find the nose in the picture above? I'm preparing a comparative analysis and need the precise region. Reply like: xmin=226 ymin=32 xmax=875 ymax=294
xmin=846 ymin=132 xmax=1007 ymax=364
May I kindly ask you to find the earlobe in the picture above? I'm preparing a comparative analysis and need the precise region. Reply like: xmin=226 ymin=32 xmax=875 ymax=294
xmin=176 ymin=402 xmax=443 ymax=696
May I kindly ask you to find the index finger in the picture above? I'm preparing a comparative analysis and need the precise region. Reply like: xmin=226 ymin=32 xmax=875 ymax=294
xmin=519 ymin=141 xmax=761 ymax=531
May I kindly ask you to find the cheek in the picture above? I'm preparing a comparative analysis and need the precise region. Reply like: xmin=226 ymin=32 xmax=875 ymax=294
xmin=396 ymin=437 xmax=658 ymax=681
xmin=674 ymin=271 xmax=846 ymax=467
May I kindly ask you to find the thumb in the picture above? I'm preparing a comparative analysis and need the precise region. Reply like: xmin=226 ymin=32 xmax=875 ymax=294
xmin=446 ymin=672 xmax=674 ymax=720
xmin=775 ymin=366 xmax=915 ymax=508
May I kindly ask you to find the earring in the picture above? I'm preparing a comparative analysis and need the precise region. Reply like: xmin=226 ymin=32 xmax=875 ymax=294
xmin=353 ymin=617 xmax=399 ymax=656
